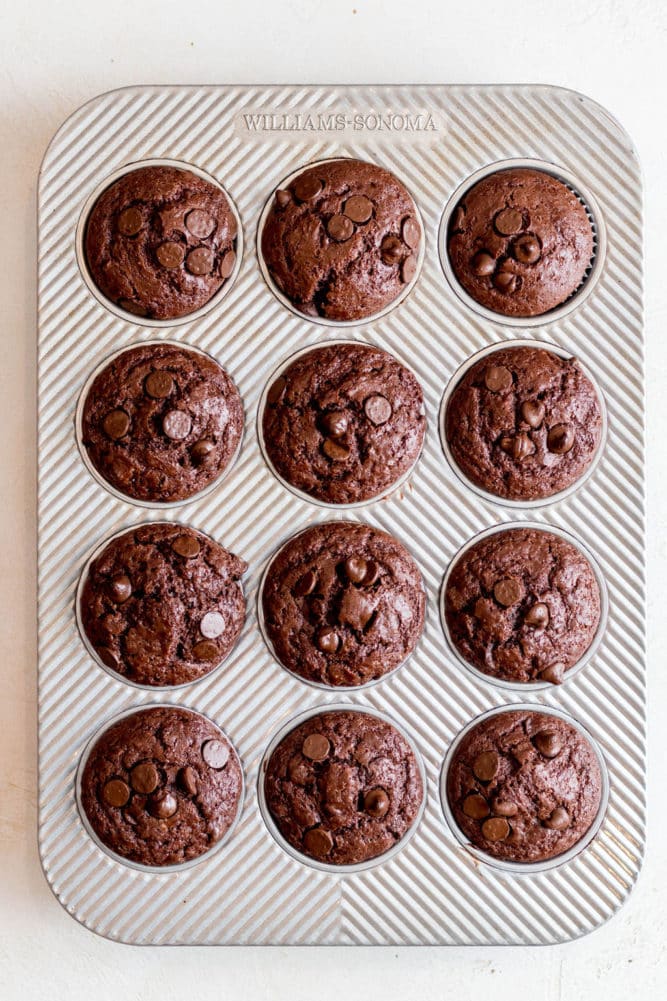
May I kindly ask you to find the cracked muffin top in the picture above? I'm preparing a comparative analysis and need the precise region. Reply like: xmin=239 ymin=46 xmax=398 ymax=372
xmin=262 ymin=342 xmax=425 ymax=505
xmin=79 ymin=523 xmax=247 ymax=687
xmin=263 ymin=710 xmax=423 ymax=865
xmin=446 ymin=710 xmax=603 ymax=863
xmin=447 ymin=167 xmax=594 ymax=317
xmin=444 ymin=346 xmax=603 ymax=501
xmin=80 ymin=706 xmax=243 ymax=867
xmin=85 ymin=164 xmax=238 ymax=320
xmin=444 ymin=527 xmax=601 ymax=685
xmin=261 ymin=159 xmax=421 ymax=321
xmin=261 ymin=522 xmax=425 ymax=687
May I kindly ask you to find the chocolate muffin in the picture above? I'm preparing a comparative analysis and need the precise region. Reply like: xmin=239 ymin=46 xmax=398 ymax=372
xmin=79 ymin=523 xmax=247 ymax=687
xmin=262 ymin=342 xmax=425 ymax=504
xmin=261 ymin=159 xmax=421 ymax=321
xmin=263 ymin=710 xmax=423 ymax=865
xmin=444 ymin=527 xmax=601 ymax=685
xmin=262 ymin=522 xmax=425 ymax=687
xmin=80 ymin=343 xmax=243 ymax=503
xmin=84 ymin=164 xmax=238 ymax=320
xmin=446 ymin=710 xmax=603 ymax=864
xmin=80 ymin=706 xmax=243 ymax=867
xmin=444 ymin=346 xmax=602 ymax=501
xmin=447 ymin=167 xmax=594 ymax=317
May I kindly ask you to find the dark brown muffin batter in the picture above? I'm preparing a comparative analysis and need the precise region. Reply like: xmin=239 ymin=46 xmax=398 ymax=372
xmin=444 ymin=527 xmax=601 ymax=685
xmin=80 ymin=706 xmax=243 ymax=866
xmin=81 ymin=342 xmax=244 ymax=503
xmin=262 ymin=342 xmax=425 ymax=504
xmin=85 ymin=164 xmax=238 ymax=320
xmin=446 ymin=710 xmax=602 ymax=863
xmin=444 ymin=346 xmax=602 ymax=501
xmin=262 ymin=522 xmax=425 ymax=687
xmin=447 ymin=167 xmax=594 ymax=317
xmin=261 ymin=159 xmax=421 ymax=321
xmin=264 ymin=710 xmax=423 ymax=865
xmin=79 ymin=523 xmax=247 ymax=687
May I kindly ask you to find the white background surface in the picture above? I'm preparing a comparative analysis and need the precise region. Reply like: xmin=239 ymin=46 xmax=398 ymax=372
xmin=0 ymin=1 xmax=664 ymax=998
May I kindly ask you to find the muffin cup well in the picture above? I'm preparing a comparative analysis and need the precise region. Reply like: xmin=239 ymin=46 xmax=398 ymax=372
xmin=257 ymin=702 xmax=427 ymax=874
xmin=74 ymin=339 xmax=244 ymax=510
xmin=437 ymin=157 xmax=606 ymax=327
xmin=75 ymin=703 xmax=245 ymax=874
xmin=439 ymin=521 xmax=608 ymax=693
xmin=257 ymin=338 xmax=426 ymax=510
xmin=256 ymin=157 xmax=425 ymax=327
xmin=75 ymin=521 xmax=246 ymax=692
xmin=438 ymin=338 xmax=607 ymax=509
xmin=75 ymin=157 xmax=244 ymax=327
xmin=257 ymin=521 xmax=426 ymax=692
xmin=439 ymin=703 xmax=609 ymax=875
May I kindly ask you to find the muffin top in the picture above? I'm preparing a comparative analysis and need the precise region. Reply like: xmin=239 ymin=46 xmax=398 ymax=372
xmin=262 ymin=522 xmax=425 ymax=687
xmin=446 ymin=710 xmax=602 ymax=864
xmin=447 ymin=168 xmax=594 ymax=317
xmin=262 ymin=342 xmax=425 ymax=504
xmin=444 ymin=527 xmax=601 ymax=685
xmin=264 ymin=710 xmax=423 ymax=865
xmin=80 ymin=706 xmax=242 ymax=867
xmin=261 ymin=159 xmax=421 ymax=321
xmin=85 ymin=164 xmax=238 ymax=320
xmin=444 ymin=346 xmax=602 ymax=501
xmin=79 ymin=523 xmax=247 ymax=687
xmin=80 ymin=342 xmax=243 ymax=504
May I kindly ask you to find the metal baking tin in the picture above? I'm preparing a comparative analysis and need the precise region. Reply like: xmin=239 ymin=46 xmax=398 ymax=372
xmin=37 ymin=84 xmax=645 ymax=946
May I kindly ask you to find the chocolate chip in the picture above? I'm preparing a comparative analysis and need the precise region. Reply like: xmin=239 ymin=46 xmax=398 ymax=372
xmin=185 ymin=209 xmax=215 ymax=239
xmin=155 ymin=241 xmax=185 ymax=269
xmin=202 ymin=739 xmax=230 ymax=769
xmin=172 ymin=534 xmax=200 ymax=558
xmin=360 ymin=560 xmax=379 ymax=586
xmin=450 ymin=205 xmax=466 ymax=232
xmin=162 ymin=409 xmax=192 ymax=440
xmin=178 ymin=766 xmax=198 ymax=796
xmin=97 ymin=646 xmax=120 ymax=672
xmin=191 ymin=439 xmax=215 ymax=464
xmin=102 ymin=778 xmax=130 ymax=807
xmin=117 ymin=206 xmax=143 ymax=236
xmin=316 ymin=627 xmax=340 ymax=654
xmin=267 ymin=375 xmax=287 ymax=405
xmin=344 ymin=557 xmax=368 ymax=584
xmin=293 ymin=175 xmax=322 ymax=202
xmin=493 ymin=269 xmax=518 ymax=293
xmin=544 ymin=807 xmax=570 ymax=831
xmin=401 ymin=217 xmax=420 ymax=249
xmin=364 ymin=395 xmax=392 ymax=425
xmin=492 ymin=799 xmax=518 ymax=817
xmin=220 ymin=250 xmax=236 ymax=279
xmin=275 ymin=189 xmax=292 ymax=207
xmin=521 ymin=400 xmax=545 ymax=428
xmin=481 ymin=817 xmax=511 ymax=841
xmin=109 ymin=574 xmax=132 ymax=603
xmin=102 ymin=409 xmax=130 ymax=440
xmin=499 ymin=435 xmax=514 ymax=454
xmin=294 ymin=570 xmax=317 ymax=596
xmin=148 ymin=791 xmax=178 ymax=819
xmin=380 ymin=235 xmax=403 ymax=265
xmin=494 ymin=207 xmax=524 ymax=236
xmin=327 ymin=214 xmax=354 ymax=241
xmin=540 ymin=662 xmax=565 ymax=685
xmin=144 ymin=370 xmax=175 ymax=399
xmin=130 ymin=762 xmax=159 ymax=795
xmin=303 ymin=826 xmax=333 ymax=857
xmin=400 ymin=254 xmax=417 ymax=284
xmin=547 ymin=423 xmax=575 ymax=454
xmin=364 ymin=787 xmax=390 ymax=818
xmin=462 ymin=793 xmax=490 ymax=820
xmin=344 ymin=195 xmax=373 ymax=223
xmin=193 ymin=640 xmax=219 ymax=661
xmin=321 ymin=411 xmax=348 ymax=438
xmin=473 ymin=751 xmax=499 ymax=782
xmin=493 ymin=577 xmax=523 ymax=607
xmin=525 ymin=602 xmax=550 ymax=629
xmin=512 ymin=432 xmax=535 ymax=462
xmin=513 ymin=233 xmax=542 ymax=264
xmin=185 ymin=247 xmax=214 ymax=275
xmin=471 ymin=250 xmax=495 ymax=277
xmin=200 ymin=611 xmax=225 ymax=639
xmin=484 ymin=365 xmax=512 ymax=392
xmin=534 ymin=730 xmax=563 ymax=758
xmin=322 ymin=438 xmax=349 ymax=461
xmin=302 ymin=733 xmax=330 ymax=761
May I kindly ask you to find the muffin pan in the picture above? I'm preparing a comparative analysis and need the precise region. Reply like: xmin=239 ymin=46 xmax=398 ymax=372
xmin=37 ymin=84 xmax=644 ymax=945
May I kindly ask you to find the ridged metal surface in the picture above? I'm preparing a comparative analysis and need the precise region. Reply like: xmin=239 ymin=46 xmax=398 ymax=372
xmin=37 ymin=85 xmax=644 ymax=945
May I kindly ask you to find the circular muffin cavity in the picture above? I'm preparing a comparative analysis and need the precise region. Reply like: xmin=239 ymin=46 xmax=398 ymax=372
xmin=79 ymin=342 xmax=244 ymax=504
xmin=443 ymin=526 xmax=602 ymax=686
xmin=261 ymin=522 xmax=425 ymax=688
xmin=260 ymin=159 xmax=422 ymax=322
xmin=443 ymin=345 xmax=603 ymax=502
xmin=261 ymin=341 xmax=426 ymax=505
xmin=79 ymin=706 xmax=243 ymax=868
xmin=263 ymin=709 xmax=424 ymax=866
xmin=78 ymin=523 xmax=247 ymax=688
xmin=447 ymin=167 xmax=594 ymax=318
xmin=84 ymin=163 xmax=239 ymax=320
xmin=445 ymin=709 xmax=603 ymax=864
